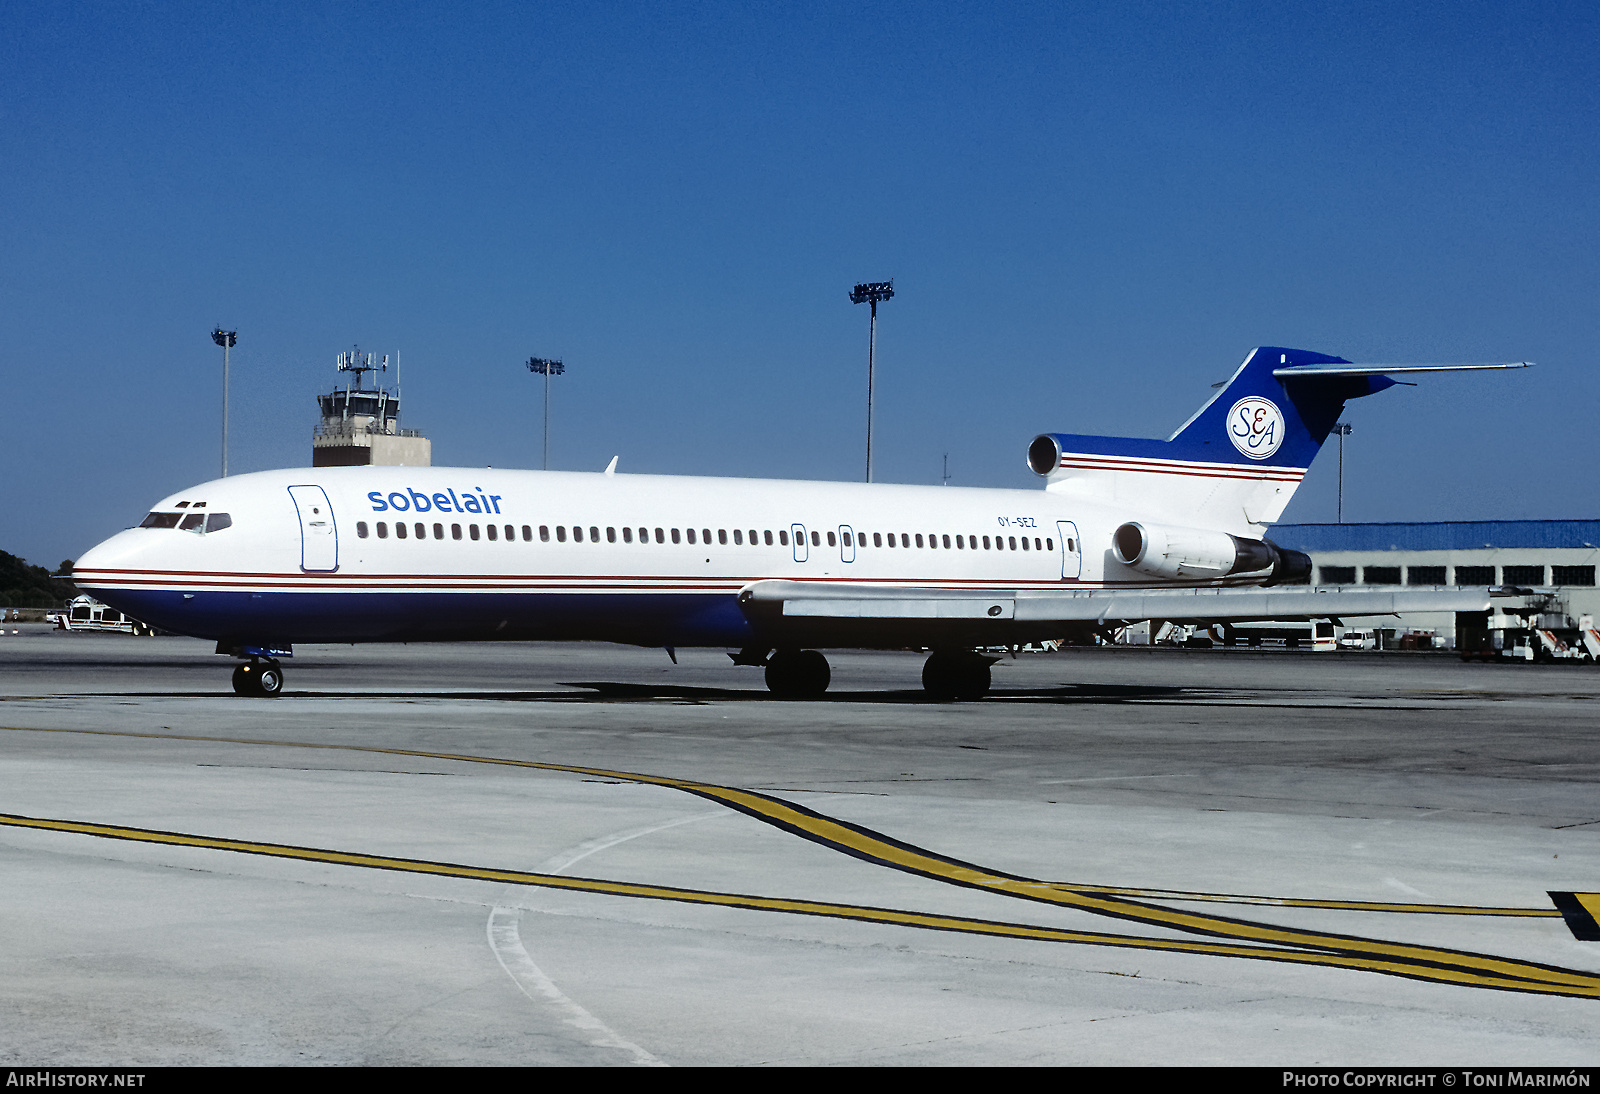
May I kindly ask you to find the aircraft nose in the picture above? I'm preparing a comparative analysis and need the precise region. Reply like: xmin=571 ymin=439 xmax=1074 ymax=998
xmin=72 ymin=526 xmax=150 ymax=580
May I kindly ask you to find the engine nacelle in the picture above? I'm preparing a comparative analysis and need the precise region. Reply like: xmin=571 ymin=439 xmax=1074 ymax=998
xmin=1112 ymin=521 xmax=1310 ymax=584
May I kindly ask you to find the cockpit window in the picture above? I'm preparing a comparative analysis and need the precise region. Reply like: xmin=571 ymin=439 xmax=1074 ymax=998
xmin=139 ymin=510 xmax=231 ymax=532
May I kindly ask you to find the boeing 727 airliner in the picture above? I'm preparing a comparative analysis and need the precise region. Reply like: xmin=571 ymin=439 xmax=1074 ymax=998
xmin=72 ymin=347 xmax=1526 ymax=697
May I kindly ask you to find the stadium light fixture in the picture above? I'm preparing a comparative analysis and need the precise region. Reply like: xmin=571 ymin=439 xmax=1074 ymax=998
xmin=527 ymin=356 xmax=565 ymax=470
xmin=212 ymin=328 xmax=237 ymax=477
xmin=849 ymin=281 xmax=894 ymax=482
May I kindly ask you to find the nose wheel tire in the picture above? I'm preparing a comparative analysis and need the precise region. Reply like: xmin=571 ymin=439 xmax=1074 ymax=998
xmin=232 ymin=660 xmax=284 ymax=697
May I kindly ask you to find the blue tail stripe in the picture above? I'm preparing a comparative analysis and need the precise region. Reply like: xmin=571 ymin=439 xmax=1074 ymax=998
xmin=1044 ymin=347 xmax=1393 ymax=469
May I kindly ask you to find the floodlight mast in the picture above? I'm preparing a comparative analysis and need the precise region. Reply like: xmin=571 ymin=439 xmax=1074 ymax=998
xmin=526 ymin=356 xmax=565 ymax=470
xmin=849 ymin=280 xmax=894 ymax=482
xmin=1333 ymin=422 xmax=1353 ymax=523
xmin=211 ymin=328 xmax=237 ymax=477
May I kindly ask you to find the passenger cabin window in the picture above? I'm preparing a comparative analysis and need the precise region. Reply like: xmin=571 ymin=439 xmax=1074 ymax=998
xmin=470 ymin=524 xmax=481 ymax=541
xmin=396 ymin=522 xmax=408 ymax=539
xmin=414 ymin=523 xmax=425 ymax=539
xmin=522 ymin=525 xmax=532 ymax=541
xmin=357 ymin=522 xmax=369 ymax=539
xmin=487 ymin=524 xmax=498 ymax=541
xmin=452 ymin=524 xmax=462 ymax=540
xmin=376 ymin=522 xmax=389 ymax=539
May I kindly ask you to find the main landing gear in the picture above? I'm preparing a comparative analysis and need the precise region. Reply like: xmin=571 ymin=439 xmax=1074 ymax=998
xmin=232 ymin=659 xmax=284 ymax=697
xmin=764 ymin=648 xmax=831 ymax=699
xmin=920 ymin=650 xmax=996 ymax=701
xmin=739 ymin=647 xmax=996 ymax=700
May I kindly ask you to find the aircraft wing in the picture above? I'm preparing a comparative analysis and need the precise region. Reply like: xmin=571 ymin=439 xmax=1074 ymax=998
xmin=739 ymin=580 xmax=1498 ymax=627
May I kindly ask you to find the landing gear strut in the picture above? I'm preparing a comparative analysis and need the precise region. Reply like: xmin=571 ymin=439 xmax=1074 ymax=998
xmin=764 ymin=649 xmax=830 ymax=698
xmin=232 ymin=659 xmax=284 ymax=697
xmin=921 ymin=650 xmax=994 ymax=700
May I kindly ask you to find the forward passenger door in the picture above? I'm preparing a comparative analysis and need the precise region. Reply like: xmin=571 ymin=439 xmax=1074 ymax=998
xmin=288 ymin=485 xmax=339 ymax=573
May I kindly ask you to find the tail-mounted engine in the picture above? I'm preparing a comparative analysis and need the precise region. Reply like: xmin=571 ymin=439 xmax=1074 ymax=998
xmin=1112 ymin=521 xmax=1310 ymax=585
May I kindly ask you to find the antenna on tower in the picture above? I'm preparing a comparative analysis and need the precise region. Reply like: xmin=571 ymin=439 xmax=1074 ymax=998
xmin=336 ymin=346 xmax=388 ymax=389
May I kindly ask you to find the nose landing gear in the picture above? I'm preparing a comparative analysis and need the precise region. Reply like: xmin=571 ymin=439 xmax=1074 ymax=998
xmin=232 ymin=660 xmax=284 ymax=697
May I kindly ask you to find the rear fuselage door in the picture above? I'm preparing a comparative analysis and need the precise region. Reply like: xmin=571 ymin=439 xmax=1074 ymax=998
xmin=1057 ymin=520 xmax=1081 ymax=580
xmin=838 ymin=524 xmax=856 ymax=563
xmin=791 ymin=523 xmax=808 ymax=563
xmin=288 ymin=485 xmax=339 ymax=572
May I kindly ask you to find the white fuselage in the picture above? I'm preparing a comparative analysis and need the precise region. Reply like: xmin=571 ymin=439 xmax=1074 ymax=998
xmin=71 ymin=465 xmax=1246 ymax=650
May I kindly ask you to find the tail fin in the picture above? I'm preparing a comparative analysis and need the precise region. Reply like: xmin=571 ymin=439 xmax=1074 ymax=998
xmin=1027 ymin=347 xmax=1525 ymax=533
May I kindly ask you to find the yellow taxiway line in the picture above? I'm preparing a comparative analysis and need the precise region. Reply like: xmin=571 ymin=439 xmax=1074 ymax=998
xmin=2 ymin=725 xmax=1595 ymax=999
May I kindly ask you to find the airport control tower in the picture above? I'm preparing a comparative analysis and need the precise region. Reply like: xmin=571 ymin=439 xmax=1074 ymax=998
xmin=311 ymin=348 xmax=432 ymax=467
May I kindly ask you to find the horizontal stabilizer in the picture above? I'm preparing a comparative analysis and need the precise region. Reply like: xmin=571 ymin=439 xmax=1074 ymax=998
xmin=1273 ymin=362 xmax=1531 ymax=378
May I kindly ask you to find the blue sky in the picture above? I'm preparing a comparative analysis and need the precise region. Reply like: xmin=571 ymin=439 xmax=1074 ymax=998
xmin=3 ymin=1 xmax=1596 ymax=569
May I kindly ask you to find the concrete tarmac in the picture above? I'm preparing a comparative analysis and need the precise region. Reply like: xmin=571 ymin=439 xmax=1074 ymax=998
xmin=2 ymin=626 xmax=1598 ymax=1065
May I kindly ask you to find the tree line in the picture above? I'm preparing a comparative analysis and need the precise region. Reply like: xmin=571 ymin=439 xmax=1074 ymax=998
xmin=0 ymin=551 xmax=79 ymax=608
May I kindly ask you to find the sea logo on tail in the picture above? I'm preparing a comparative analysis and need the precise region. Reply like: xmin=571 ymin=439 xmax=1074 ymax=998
xmin=1228 ymin=397 xmax=1285 ymax=460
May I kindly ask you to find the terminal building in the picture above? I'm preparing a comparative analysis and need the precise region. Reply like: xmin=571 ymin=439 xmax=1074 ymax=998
xmin=311 ymin=348 xmax=431 ymax=468
xmin=1270 ymin=520 xmax=1600 ymax=649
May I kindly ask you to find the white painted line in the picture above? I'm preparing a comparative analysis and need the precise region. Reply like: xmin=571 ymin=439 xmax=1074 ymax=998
xmin=486 ymin=809 xmax=724 ymax=1066
xmin=487 ymin=908 xmax=665 ymax=1067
